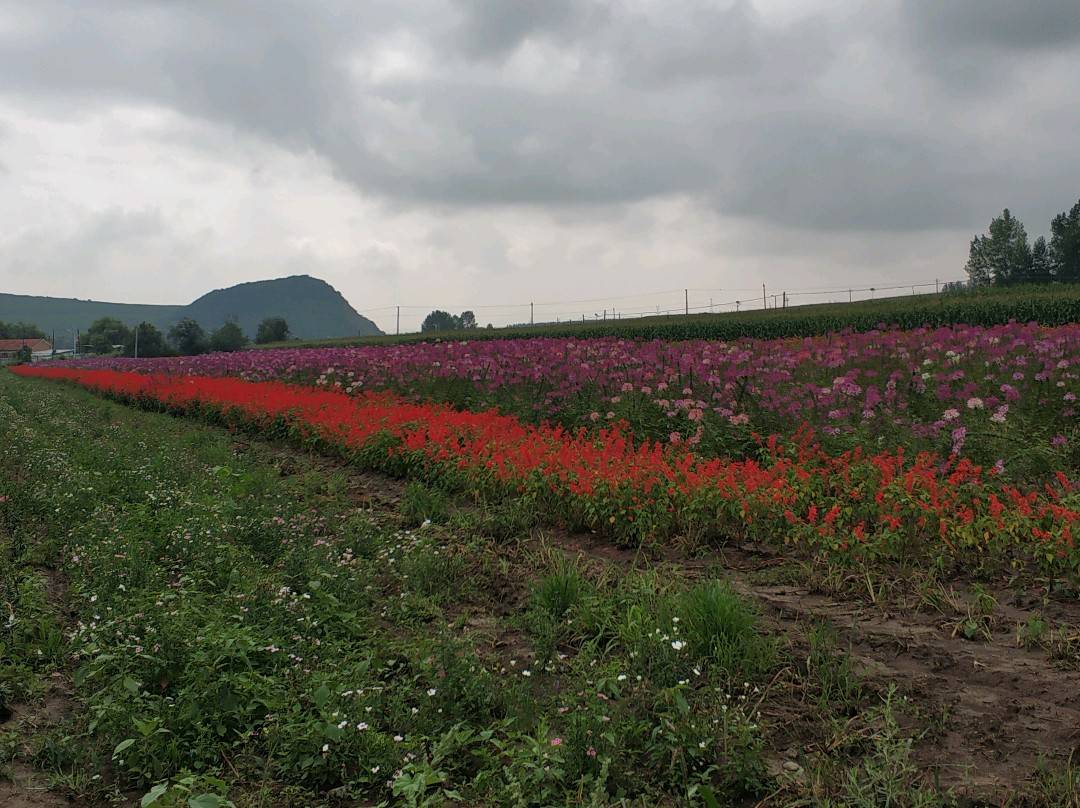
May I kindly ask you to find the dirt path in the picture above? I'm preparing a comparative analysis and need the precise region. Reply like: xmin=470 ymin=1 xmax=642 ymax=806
xmin=546 ymin=530 xmax=1080 ymax=801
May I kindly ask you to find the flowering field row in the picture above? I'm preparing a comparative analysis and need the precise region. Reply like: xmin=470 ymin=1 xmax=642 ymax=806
xmin=11 ymin=365 xmax=1079 ymax=577
xmin=61 ymin=322 xmax=1079 ymax=475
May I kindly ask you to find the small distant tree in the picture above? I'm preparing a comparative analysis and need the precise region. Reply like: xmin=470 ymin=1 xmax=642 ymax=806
xmin=458 ymin=310 xmax=477 ymax=330
xmin=965 ymin=209 xmax=1032 ymax=286
xmin=15 ymin=344 xmax=32 ymax=363
xmin=1050 ymin=199 xmax=1080 ymax=283
xmin=255 ymin=317 xmax=290 ymax=344
xmin=209 ymin=320 xmax=249 ymax=352
xmin=86 ymin=317 xmax=132 ymax=354
xmin=168 ymin=318 xmax=208 ymax=355
xmin=1030 ymin=236 xmax=1054 ymax=284
xmin=421 ymin=310 xmax=459 ymax=332
xmin=124 ymin=322 xmax=169 ymax=357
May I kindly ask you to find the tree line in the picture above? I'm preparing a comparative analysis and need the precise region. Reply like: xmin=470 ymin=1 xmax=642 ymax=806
xmin=82 ymin=316 xmax=291 ymax=357
xmin=0 ymin=321 xmax=47 ymax=340
xmin=965 ymin=198 xmax=1080 ymax=287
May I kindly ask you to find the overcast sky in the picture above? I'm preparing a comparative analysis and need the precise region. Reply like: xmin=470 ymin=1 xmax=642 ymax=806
xmin=2 ymin=0 xmax=1079 ymax=331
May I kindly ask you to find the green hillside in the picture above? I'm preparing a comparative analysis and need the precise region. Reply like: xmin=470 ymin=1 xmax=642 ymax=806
xmin=0 ymin=275 xmax=381 ymax=348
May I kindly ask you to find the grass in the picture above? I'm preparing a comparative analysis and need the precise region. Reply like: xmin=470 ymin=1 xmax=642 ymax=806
xmin=1 ymin=369 xmax=1074 ymax=806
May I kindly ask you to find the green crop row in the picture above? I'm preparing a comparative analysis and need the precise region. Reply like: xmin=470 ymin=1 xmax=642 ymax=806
xmin=272 ymin=283 xmax=1080 ymax=349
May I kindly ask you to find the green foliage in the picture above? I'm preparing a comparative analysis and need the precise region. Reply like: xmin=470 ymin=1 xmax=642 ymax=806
xmin=400 ymin=481 xmax=451 ymax=526
xmin=208 ymin=320 xmax=248 ymax=353
xmin=821 ymin=689 xmax=955 ymax=808
xmin=138 ymin=775 xmax=236 ymax=808
xmin=87 ymin=317 xmax=132 ymax=354
xmin=255 ymin=316 xmax=290 ymax=344
xmin=676 ymin=581 xmax=774 ymax=678
xmin=1031 ymin=236 xmax=1054 ymax=284
xmin=167 ymin=317 xmax=209 ymax=356
xmin=0 ymin=320 xmax=46 ymax=339
xmin=807 ymin=622 xmax=863 ymax=712
xmin=965 ymin=208 xmax=1032 ymax=286
xmin=421 ymin=310 xmax=478 ymax=332
xmin=532 ymin=559 xmax=587 ymax=622
xmin=1051 ymin=198 xmax=1080 ymax=283
xmin=124 ymin=322 xmax=170 ymax=357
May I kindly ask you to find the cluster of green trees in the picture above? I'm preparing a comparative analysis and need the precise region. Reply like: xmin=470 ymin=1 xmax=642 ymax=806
xmin=84 ymin=316 xmax=290 ymax=357
xmin=421 ymin=310 xmax=478 ymax=332
xmin=420 ymin=310 xmax=480 ymax=332
xmin=0 ymin=321 xmax=46 ymax=340
xmin=966 ymin=199 xmax=1080 ymax=286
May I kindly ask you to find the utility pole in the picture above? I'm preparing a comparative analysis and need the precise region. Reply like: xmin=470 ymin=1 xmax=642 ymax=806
xmin=782 ymin=291 xmax=787 ymax=309
xmin=530 ymin=302 xmax=534 ymax=326
xmin=603 ymin=309 xmax=607 ymax=321
xmin=762 ymin=284 xmax=766 ymax=310
xmin=684 ymin=289 xmax=689 ymax=316
xmin=396 ymin=306 xmax=400 ymax=335
xmin=935 ymin=278 xmax=939 ymax=294
xmin=849 ymin=289 xmax=852 ymax=303
xmin=736 ymin=300 xmax=741 ymax=312
xmin=134 ymin=324 xmax=139 ymax=358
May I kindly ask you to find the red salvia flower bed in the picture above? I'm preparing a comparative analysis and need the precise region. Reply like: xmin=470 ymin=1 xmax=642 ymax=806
xmin=12 ymin=365 xmax=1078 ymax=576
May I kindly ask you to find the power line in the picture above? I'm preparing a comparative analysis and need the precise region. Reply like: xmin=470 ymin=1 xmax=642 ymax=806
xmin=356 ymin=278 xmax=968 ymax=332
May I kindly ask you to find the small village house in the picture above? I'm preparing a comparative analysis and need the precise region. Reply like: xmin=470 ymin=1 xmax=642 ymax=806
xmin=0 ymin=338 xmax=52 ymax=361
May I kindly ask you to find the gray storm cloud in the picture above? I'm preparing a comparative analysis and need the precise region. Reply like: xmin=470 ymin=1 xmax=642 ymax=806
xmin=3 ymin=0 xmax=1075 ymax=232
xmin=1 ymin=0 xmax=1079 ymax=324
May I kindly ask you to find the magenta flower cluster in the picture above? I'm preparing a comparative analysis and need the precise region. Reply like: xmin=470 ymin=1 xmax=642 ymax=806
xmin=62 ymin=322 xmax=1079 ymax=454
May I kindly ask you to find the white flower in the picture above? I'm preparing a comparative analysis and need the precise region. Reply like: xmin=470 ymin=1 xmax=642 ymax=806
xmin=671 ymin=640 xmax=686 ymax=651
xmin=393 ymin=735 xmax=404 ymax=742
xmin=427 ymin=688 xmax=437 ymax=697
xmin=357 ymin=722 xmax=369 ymax=730
xmin=522 ymin=669 xmax=532 ymax=677
xmin=321 ymin=743 xmax=329 ymax=753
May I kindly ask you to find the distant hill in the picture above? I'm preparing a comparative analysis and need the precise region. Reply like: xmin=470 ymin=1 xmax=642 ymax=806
xmin=0 ymin=275 xmax=382 ymax=348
